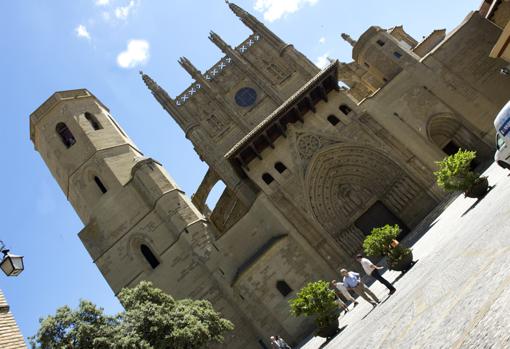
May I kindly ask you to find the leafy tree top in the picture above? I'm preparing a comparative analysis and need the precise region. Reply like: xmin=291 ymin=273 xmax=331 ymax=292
xmin=30 ymin=281 xmax=234 ymax=349
xmin=289 ymin=280 xmax=337 ymax=319
xmin=363 ymin=224 xmax=400 ymax=257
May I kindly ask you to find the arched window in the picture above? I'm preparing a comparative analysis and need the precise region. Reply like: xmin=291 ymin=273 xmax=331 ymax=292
xmin=85 ymin=112 xmax=103 ymax=130
xmin=141 ymin=244 xmax=160 ymax=269
xmin=276 ymin=280 xmax=292 ymax=297
xmin=56 ymin=122 xmax=76 ymax=148
xmin=339 ymin=104 xmax=352 ymax=115
xmin=327 ymin=115 xmax=340 ymax=126
xmin=262 ymin=173 xmax=274 ymax=185
xmin=274 ymin=162 xmax=287 ymax=174
xmin=94 ymin=176 xmax=108 ymax=194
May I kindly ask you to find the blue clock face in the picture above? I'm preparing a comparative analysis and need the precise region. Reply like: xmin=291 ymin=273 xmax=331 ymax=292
xmin=235 ymin=87 xmax=257 ymax=107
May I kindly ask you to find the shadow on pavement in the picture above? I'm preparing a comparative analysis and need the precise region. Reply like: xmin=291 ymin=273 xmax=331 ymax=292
xmin=391 ymin=259 xmax=419 ymax=285
xmin=317 ymin=325 xmax=348 ymax=348
xmin=461 ymin=184 xmax=496 ymax=217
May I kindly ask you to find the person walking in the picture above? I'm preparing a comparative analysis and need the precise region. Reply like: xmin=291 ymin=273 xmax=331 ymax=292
xmin=340 ymin=269 xmax=380 ymax=306
xmin=331 ymin=279 xmax=358 ymax=307
xmin=329 ymin=281 xmax=350 ymax=314
xmin=270 ymin=336 xmax=280 ymax=349
xmin=270 ymin=335 xmax=291 ymax=349
xmin=356 ymin=253 xmax=396 ymax=295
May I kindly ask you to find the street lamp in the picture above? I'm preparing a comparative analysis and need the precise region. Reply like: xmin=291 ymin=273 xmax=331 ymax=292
xmin=0 ymin=241 xmax=23 ymax=277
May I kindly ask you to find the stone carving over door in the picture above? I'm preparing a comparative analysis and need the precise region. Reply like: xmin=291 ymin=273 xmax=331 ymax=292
xmin=306 ymin=144 xmax=419 ymax=250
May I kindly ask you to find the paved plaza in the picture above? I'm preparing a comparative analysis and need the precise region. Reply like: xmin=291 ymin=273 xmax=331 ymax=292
xmin=299 ymin=164 xmax=510 ymax=349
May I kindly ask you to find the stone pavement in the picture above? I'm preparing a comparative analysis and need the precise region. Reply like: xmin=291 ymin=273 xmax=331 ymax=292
xmin=298 ymin=164 xmax=510 ymax=349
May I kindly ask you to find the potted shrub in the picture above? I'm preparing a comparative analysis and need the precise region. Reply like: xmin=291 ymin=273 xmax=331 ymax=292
xmin=363 ymin=224 xmax=413 ymax=272
xmin=289 ymin=281 xmax=340 ymax=339
xmin=434 ymin=149 xmax=488 ymax=198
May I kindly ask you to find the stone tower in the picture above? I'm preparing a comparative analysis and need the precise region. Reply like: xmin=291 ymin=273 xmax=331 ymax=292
xmin=29 ymin=89 xmax=264 ymax=348
xmin=31 ymin=3 xmax=510 ymax=348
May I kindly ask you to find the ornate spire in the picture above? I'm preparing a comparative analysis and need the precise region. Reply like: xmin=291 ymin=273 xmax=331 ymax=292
xmin=139 ymin=71 xmax=185 ymax=124
xmin=341 ymin=33 xmax=357 ymax=47
xmin=225 ymin=0 xmax=249 ymax=19
xmin=178 ymin=57 xmax=201 ymax=80
xmin=208 ymin=31 xmax=230 ymax=53
xmin=224 ymin=1 xmax=285 ymax=48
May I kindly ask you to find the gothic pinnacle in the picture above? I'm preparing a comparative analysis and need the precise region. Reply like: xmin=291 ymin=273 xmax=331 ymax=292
xmin=178 ymin=57 xmax=201 ymax=78
xmin=209 ymin=31 xmax=230 ymax=52
xmin=341 ymin=33 xmax=357 ymax=47
xmin=140 ymin=71 xmax=158 ymax=91
xmin=226 ymin=1 xmax=248 ymax=18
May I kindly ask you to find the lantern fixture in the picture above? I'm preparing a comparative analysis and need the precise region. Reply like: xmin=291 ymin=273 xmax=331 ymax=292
xmin=0 ymin=241 xmax=24 ymax=277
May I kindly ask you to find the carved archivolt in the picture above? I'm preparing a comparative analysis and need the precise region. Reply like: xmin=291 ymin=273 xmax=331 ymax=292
xmin=426 ymin=113 xmax=461 ymax=149
xmin=305 ymin=144 xmax=420 ymax=247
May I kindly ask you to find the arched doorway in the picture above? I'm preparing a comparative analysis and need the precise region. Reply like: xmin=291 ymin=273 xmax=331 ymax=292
xmin=427 ymin=114 xmax=493 ymax=167
xmin=306 ymin=144 xmax=427 ymax=256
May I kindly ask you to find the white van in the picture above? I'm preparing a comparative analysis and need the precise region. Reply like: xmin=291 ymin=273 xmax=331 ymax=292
xmin=494 ymin=101 xmax=510 ymax=169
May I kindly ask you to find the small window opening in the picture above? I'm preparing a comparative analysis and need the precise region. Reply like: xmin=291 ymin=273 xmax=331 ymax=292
xmin=393 ymin=51 xmax=402 ymax=59
xmin=276 ymin=280 xmax=292 ymax=297
xmin=56 ymin=122 xmax=76 ymax=148
xmin=85 ymin=112 xmax=103 ymax=130
xmin=327 ymin=115 xmax=340 ymax=126
xmin=141 ymin=244 xmax=160 ymax=269
xmin=274 ymin=162 xmax=287 ymax=174
xmin=262 ymin=173 xmax=274 ymax=185
xmin=94 ymin=176 xmax=108 ymax=194
xmin=376 ymin=39 xmax=385 ymax=47
xmin=339 ymin=104 xmax=352 ymax=115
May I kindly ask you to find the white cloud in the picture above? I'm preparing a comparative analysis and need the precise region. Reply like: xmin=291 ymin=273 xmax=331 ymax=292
xmin=314 ymin=52 xmax=330 ymax=69
xmin=117 ymin=39 xmax=150 ymax=68
xmin=254 ymin=0 xmax=319 ymax=22
xmin=75 ymin=24 xmax=91 ymax=40
xmin=115 ymin=0 xmax=136 ymax=20
xmin=319 ymin=36 xmax=326 ymax=44
xmin=95 ymin=0 xmax=110 ymax=6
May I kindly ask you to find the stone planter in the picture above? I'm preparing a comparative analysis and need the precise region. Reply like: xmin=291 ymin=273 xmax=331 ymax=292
xmin=464 ymin=176 xmax=489 ymax=199
xmin=316 ymin=316 xmax=339 ymax=339
xmin=388 ymin=249 xmax=413 ymax=272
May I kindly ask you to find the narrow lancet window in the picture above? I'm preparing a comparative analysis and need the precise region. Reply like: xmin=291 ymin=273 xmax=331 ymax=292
xmin=141 ymin=244 xmax=160 ymax=269
xmin=85 ymin=112 xmax=103 ymax=130
xmin=56 ymin=122 xmax=76 ymax=148
xmin=94 ymin=176 xmax=107 ymax=194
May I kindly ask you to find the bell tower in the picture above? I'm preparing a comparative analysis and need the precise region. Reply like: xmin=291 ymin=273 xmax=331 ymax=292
xmin=30 ymin=89 xmax=263 ymax=349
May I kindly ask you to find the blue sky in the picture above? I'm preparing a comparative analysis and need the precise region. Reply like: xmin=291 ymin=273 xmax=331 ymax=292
xmin=0 ymin=0 xmax=480 ymax=342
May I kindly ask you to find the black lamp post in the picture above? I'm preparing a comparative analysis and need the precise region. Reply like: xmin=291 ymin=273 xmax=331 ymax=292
xmin=0 ymin=241 xmax=23 ymax=277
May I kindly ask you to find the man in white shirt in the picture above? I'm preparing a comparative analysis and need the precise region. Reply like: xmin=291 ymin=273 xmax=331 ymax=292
xmin=356 ymin=254 xmax=396 ymax=295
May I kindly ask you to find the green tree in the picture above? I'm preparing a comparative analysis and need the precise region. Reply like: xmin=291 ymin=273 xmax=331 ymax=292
xmin=30 ymin=281 xmax=234 ymax=349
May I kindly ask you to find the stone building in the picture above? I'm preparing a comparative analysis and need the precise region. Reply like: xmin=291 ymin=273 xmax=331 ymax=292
xmin=0 ymin=290 xmax=27 ymax=348
xmin=30 ymin=2 xmax=510 ymax=348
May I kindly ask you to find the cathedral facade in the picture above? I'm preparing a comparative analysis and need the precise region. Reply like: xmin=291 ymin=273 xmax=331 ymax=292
xmin=30 ymin=3 xmax=510 ymax=348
